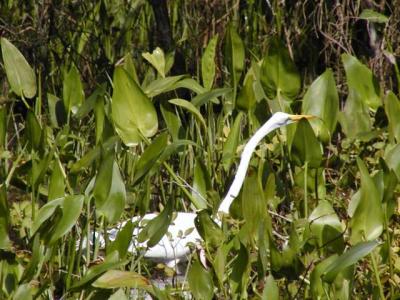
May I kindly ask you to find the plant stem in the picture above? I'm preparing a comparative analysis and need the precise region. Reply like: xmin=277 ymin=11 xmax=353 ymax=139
xmin=370 ymin=251 xmax=385 ymax=299
xmin=304 ymin=161 xmax=308 ymax=218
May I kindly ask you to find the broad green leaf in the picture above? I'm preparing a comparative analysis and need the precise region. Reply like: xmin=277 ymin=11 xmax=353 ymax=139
xmin=0 ymin=184 xmax=11 ymax=249
xmin=1 ymin=37 xmax=36 ymax=98
xmin=350 ymin=158 xmax=383 ymax=243
xmin=122 ymin=52 xmax=139 ymax=84
xmin=188 ymin=259 xmax=214 ymax=300
xmin=48 ymin=160 xmax=65 ymax=201
xmin=109 ymin=289 xmax=128 ymax=300
xmin=169 ymin=98 xmax=206 ymax=128
xmin=137 ymin=200 xmax=172 ymax=247
xmin=310 ymin=255 xmax=338 ymax=298
xmin=242 ymin=167 xmax=267 ymax=234
xmin=195 ymin=210 xmax=224 ymax=248
xmin=342 ymin=53 xmax=381 ymax=110
xmin=192 ymin=158 xmax=211 ymax=210
xmin=20 ymin=235 xmax=43 ymax=282
xmin=94 ymin=155 xmax=126 ymax=223
xmin=338 ymin=89 xmax=372 ymax=139
xmin=323 ymin=240 xmax=379 ymax=282
xmin=384 ymin=91 xmax=400 ymax=143
xmin=291 ymin=119 xmax=322 ymax=168
xmin=201 ymin=35 xmax=218 ymax=90
xmin=107 ymin=221 xmax=134 ymax=259
xmin=142 ymin=47 xmax=166 ymax=78
xmin=12 ymin=283 xmax=33 ymax=300
xmin=63 ymin=64 xmax=84 ymax=115
xmin=31 ymin=197 xmax=64 ymax=235
xmin=143 ymin=75 xmax=185 ymax=97
xmin=75 ymin=84 xmax=106 ymax=119
xmin=132 ymin=132 xmax=168 ymax=185
xmin=71 ymin=251 xmax=122 ymax=290
xmin=222 ymin=112 xmax=243 ymax=171
xmin=160 ymin=102 xmax=182 ymax=141
xmin=359 ymin=9 xmax=389 ymax=23
xmin=260 ymin=39 xmax=300 ymax=99
xmin=236 ymin=71 xmax=256 ymax=111
xmin=308 ymin=200 xmax=344 ymax=254
xmin=191 ymin=88 xmax=231 ymax=107
xmin=262 ymin=275 xmax=279 ymax=300
xmin=112 ymin=67 xmax=158 ymax=146
xmin=384 ymin=144 xmax=400 ymax=179
xmin=230 ymin=243 xmax=249 ymax=296
xmin=48 ymin=195 xmax=84 ymax=244
xmin=224 ymin=25 xmax=245 ymax=96
xmin=47 ymin=93 xmax=66 ymax=128
xmin=170 ymin=77 xmax=206 ymax=94
xmin=94 ymin=97 xmax=105 ymax=144
xmin=25 ymin=111 xmax=42 ymax=151
xmin=92 ymin=270 xmax=151 ymax=289
xmin=302 ymin=69 xmax=339 ymax=140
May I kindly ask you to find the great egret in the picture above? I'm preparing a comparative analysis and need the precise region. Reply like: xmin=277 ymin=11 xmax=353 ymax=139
xmin=91 ymin=112 xmax=314 ymax=267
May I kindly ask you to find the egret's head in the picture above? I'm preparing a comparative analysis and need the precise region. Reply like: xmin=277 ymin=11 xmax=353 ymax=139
xmin=269 ymin=112 xmax=315 ymax=128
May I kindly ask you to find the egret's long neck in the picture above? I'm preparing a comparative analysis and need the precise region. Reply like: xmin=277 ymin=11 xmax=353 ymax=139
xmin=218 ymin=118 xmax=282 ymax=214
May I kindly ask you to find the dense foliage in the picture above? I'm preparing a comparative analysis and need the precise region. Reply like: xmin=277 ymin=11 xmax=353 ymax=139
xmin=1 ymin=1 xmax=400 ymax=299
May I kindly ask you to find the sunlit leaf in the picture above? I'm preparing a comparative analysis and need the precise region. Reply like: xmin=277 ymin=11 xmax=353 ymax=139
xmin=0 ymin=185 xmax=10 ymax=249
xmin=188 ymin=259 xmax=214 ymax=300
xmin=350 ymin=158 xmax=383 ymax=243
xmin=262 ymin=275 xmax=279 ymax=300
xmin=291 ymin=119 xmax=322 ymax=168
xmin=142 ymin=47 xmax=166 ymax=78
xmin=260 ymin=38 xmax=300 ymax=100
xmin=169 ymin=98 xmax=206 ymax=128
xmin=302 ymin=69 xmax=339 ymax=140
xmin=359 ymin=9 xmax=389 ymax=23
xmin=191 ymin=88 xmax=231 ymax=107
xmin=63 ymin=64 xmax=84 ymax=115
xmin=224 ymin=25 xmax=245 ymax=96
xmin=107 ymin=221 xmax=134 ymax=259
xmin=192 ymin=158 xmax=211 ymax=210
xmin=112 ymin=67 xmax=158 ymax=146
xmin=384 ymin=91 xmax=400 ymax=143
xmin=236 ymin=71 xmax=256 ymax=111
xmin=202 ymin=35 xmax=218 ymax=90
xmin=143 ymin=75 xmax=185 ymax=97
xmin=1 ymin=37 xmax=36 ymax=98
xmin=48 ymin=160 xmax=65 ymax=201
xmin=222 ymin=112 xmax=243 ymax=171
xmin=323 ymin=240 xmax=379 ymax=282
xmin=94 ymin=155 xmax=126 ymax=223
xmin=92 ymin=270 xmax=151 ymax=289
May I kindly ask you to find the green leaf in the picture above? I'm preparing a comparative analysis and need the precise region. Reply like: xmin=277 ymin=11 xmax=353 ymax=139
xmin=63 ymin=64 xmax=84 ymax=115
xmin=109 ymin=289 xmax=128 ymax=300
xmin=94 ymin=96 xmax=105 ymax=144
xmin=342 ymin=53 xmax=381 ymax=110
xmin=112 ymin=67 xmax=158 ymax=146
xmin=201 ymin=35 xmax=218 ymax=90
xmin=308 ymin=200 xmax=344 ymax=254
xmin=47 ymin=93 xmax=66 ymax=127
xmin=169 ymin=98 xmax=206 ymax=128
xmin=359 ymin=9 xmax=389 ymax=23
xmin=1 ymin=37 xmax=36 ymax=98
xmin=132 ymin=132 xmax=168 ymax=186
xmin=142 ymin=47 xmax=166 ymax=78
xmin=191 ymin=88 xmax=231 ymax=107
xmin=137 ymin=200 xmax=172 ymax=247
xmin=323 ymin=240 xmax=379 ymax=282
xmin=350 ymin=158 xmax=384 ymax=243
xmin=0 ymin=184 xmax=11 ymax=249
xmin=262 ymin=275 xmax=279 ymax=300
xmin=48 ymin=195 xmax=84 ymax=244
xmin=242 ymin=167 xmax=267 ymax=235
xmin=291 ymin=119 xmax=322 ymax=168
xmin=107 ymin=221 xmax=134 ymax=259
xmin=224 ymin=25 xmax=245 ymax=96
xmin=92 ymin=270 xmax=151 ymax=289
xmin=160 ymin=102 xmax=182 ymax=141
xmin=236 ymin=71 xmax=257 ymax=111
xmin=384 ymin=91 xmax=400 ymax=143
xmin=230 ymin=243 xmax=249 ymax=295
xmin=12 ymin=283 xmax=33 ymax=300
xmin=0 ymin=106 xmax=6 ymax=149
xmin=188 ymin=259 xmax=214 ymax=300
xmin=302 ymin=69 xmax=339 ymax=140
xmin=71 ymin=251 xmax=123 ymax=291
xmin=310 ymin=255 xmax=338 ymax=298
xmin=260 ymin=38 xmax=300 ymax=99
xmin=384 ymin=144 xmax=400 ymax=180
xmin=143 ymin=75 xmax=185 ymax=97
xmin=48 ymin=160 xmax=65 ymax=201
xmin=195 ymin=210 xmax=224 ymax=247
xmin=25 ymin=111 xmax=42 ymax=151
xmin=94 ymin=155 xmax=126 ymax=223
xmin=222 ymin=112 xmax=243 ymax=171
xmin=192 ymin=158 xmax=211 ymax=210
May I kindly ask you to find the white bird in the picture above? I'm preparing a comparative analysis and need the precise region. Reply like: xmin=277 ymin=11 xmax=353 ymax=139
xmin=91 ymin=112 xmax=314 ymax=267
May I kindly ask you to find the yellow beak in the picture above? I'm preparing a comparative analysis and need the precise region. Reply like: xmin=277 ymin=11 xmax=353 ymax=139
xmin=289 ymin=114 xmax=316 ymax=122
